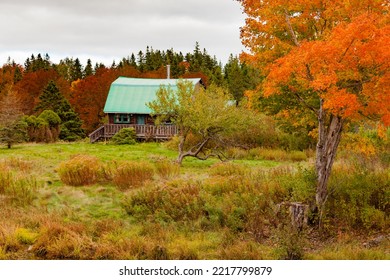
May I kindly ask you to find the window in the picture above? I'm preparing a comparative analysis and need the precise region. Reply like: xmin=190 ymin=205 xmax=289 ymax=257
xmin=114 ymin=114 xmax=130 ymax=124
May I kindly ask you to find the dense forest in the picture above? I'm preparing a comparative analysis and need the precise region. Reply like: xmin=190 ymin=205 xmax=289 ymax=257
xmin=0 ymin=43 xmax=260 ymax=136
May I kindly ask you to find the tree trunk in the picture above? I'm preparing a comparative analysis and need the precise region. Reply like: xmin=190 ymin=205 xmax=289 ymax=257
xmin=315 ymin=101 xmax=343 ymax=213
xmin=176 ymin=135 xmax=186 ymax=165
xmin=176 ymin=134 xmax=211 ymax=166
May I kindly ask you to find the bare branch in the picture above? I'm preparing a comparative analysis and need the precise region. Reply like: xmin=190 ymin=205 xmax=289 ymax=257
xmin=293 ymin=91 xmax=319 ymax=117
xmin=284 ymin=10 xmax=300 ymax=46
xmin=338 ymin=38 xmax=356 ymax=63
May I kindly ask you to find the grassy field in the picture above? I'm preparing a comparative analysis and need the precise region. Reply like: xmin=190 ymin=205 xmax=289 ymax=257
xmin=0 ymin=142 xmax=388 ymax=260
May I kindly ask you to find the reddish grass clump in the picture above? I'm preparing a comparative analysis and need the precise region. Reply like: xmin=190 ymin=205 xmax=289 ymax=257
xmin=113 ymin=161 xmax=155 ymax=190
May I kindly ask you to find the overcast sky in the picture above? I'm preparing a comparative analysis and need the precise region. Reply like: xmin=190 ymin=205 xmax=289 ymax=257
xmin=0 ymin=0 xmax=246 ymax=67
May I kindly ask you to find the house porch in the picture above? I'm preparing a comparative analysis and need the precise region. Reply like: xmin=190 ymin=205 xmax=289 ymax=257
xmin=89 ymin=124 xmax=178 ymax=143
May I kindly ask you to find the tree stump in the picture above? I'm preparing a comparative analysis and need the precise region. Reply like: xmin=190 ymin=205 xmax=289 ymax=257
xmin=289 ymin=202 xmax=308 ymax=230
xmin=277 ymin=202 xmax=309 ymax=231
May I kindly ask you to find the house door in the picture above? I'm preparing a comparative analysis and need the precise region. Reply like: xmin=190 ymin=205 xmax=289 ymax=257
xmin=136 ymin=115 xmax=145 ymax=125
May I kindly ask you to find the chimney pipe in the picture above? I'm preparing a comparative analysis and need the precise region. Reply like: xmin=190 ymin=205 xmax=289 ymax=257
xmin=166 ymin=64 xmax=170 ymax=79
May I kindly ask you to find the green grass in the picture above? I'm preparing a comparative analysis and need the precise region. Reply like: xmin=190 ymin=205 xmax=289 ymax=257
xmin=0 ymin=141 xmax=388 ymax=260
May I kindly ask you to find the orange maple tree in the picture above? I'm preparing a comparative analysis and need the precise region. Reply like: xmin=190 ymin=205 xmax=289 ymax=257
xmin=237 ymin=0 xmax=390 ymax=215
xmin=69 ymin=67 xmax=120 ymax=133
xmin=13 ymin=69 xmax=61 ymax=114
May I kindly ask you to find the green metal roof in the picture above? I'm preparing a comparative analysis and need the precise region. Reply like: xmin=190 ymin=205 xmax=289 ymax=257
xmin=103 ymin=77 xmax=202 ymax=114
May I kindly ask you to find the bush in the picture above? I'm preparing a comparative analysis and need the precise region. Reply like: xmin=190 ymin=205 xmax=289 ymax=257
xmin=162 ymin=135 xmax=180 ymax=151
xmin=38 ymin=110 xmax=61 ymax=142
xmin=113 ymin=161 xmax=154 ymax=190
xmin=57 ymin=155 xmax=102 ymax=186
xmin=23 ymin=110 xmax=62 ymax=143
xmin=325 ymin=163 xmax=389 ymax=231
xmin=38 ymin=110 xmax=61 ymax=127
xmin=111 ymin=128 xmax=137 ymax=145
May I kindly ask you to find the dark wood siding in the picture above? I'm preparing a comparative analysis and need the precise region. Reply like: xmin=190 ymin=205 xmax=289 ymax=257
xmin=107 ymin=113 xmax=154 ymax=125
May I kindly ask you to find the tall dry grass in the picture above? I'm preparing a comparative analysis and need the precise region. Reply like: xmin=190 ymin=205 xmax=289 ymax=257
xmin=113 ymin=161 xmax=155 ymax=190
xmin=57 ymin=155 xmax=102 ymax=186
xmin=123 ymin=179 xmax=204 ymax=222
xmin=154 ymin=158 xmax=180 ymax=179
xmin=226 ymin=147 xmax=308 ymax=162
xmin=0 ymin=158 xmax=42 ymax=206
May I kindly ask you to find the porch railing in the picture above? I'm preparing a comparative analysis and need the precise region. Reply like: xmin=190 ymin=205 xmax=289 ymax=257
xmin=89 ymin=124 xmax=178 ymax=143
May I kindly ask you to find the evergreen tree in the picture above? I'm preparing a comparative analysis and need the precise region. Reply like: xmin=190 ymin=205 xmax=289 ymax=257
xmin=35 ymin=80 xmax=84 ymax=141
xmin=94 ymin=63 xmax=105 ymax=72
xmin=84 ymin=59 xmax=93 ymax=77
xmin=24 ymin=53 xmax=52 ymax=72
xmin=13 ymin=67 xmax=23 ymax=83
xmin=24 ymin=58 xmax=31 ymax=72
xmin=129 ymin=54 xmax=137 ymax=67
xmin=71 ymin=58 xmax=83 ymax=81
xmin=137 ymin=51 xmax=145 ymax=71
xmin=224 ymin=55 xmax=261 ymax=104
xmin=224 ymin=55 xmax=246 ymax=104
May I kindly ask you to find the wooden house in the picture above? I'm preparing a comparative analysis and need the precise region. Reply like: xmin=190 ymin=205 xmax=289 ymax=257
xmin=89 ymin=77 xmax=203 ymax=142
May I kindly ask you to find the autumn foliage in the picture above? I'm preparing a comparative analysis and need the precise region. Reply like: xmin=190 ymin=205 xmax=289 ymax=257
xmin=264 ymin=13 xmax=390 ymax=124
xmin=238 ymin=0 xmax=388 ymax=65
xmin=238 ymin=0 xmax=389 ymax=212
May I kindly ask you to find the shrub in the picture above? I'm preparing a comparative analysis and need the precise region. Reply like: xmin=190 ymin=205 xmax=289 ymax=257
xmin=38 ymin=110 xmax=61 ymax=127
xmin=113 ymin=161 xmax=154 ymax=190
xmin=111 ymin=128 xmax=137 ymax=145
xmin=57 ymin=155 xmax=102 ymax=186
xmin=162 ymin=135 xmax=180 ymax=151
xmin=274 ymin=227 xmax=306 ymax=260
xmin=325 ymin=163 xmax=389 ymax=231
xmin=38 ymin=110 xmax=61 ymax=141
xmin=202 ymin=171 xmax=283 ymax=235
xmin=272 ymin=166 xmax=316 ymax=203
xmin=224 ymin=147 xmax=248 ymax=160
xmin=23 ymin=111 xmax=62 ymax=143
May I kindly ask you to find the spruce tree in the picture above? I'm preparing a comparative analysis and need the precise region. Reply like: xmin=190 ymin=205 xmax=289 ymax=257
xmin=35 ymin=80 xmax=85 ymax=141
xmin=84 ymin=59 xmax=93 ymax=77
xmin=71 ymin=58 xmax=83 ymax=81
xmin=224 ymin=55 xmax=246 ymax=104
